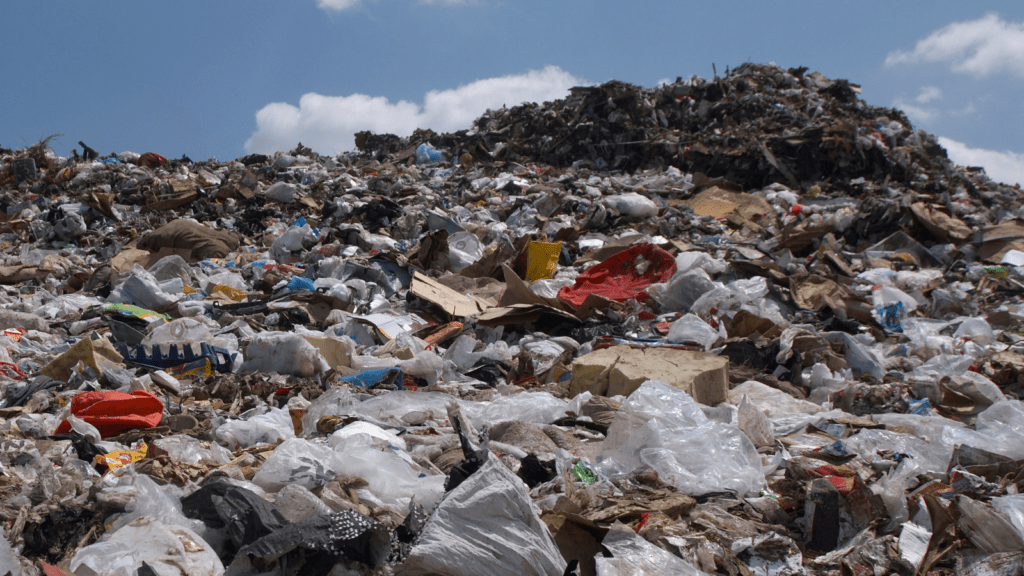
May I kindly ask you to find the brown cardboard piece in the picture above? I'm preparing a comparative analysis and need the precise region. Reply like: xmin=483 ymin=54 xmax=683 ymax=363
xmin=38 ymin=337 xmax=125 ymax=382
xmin=475 ymin=303 xmax=579 ymax=327
xmin=979 ymin=220 xmax=1024 ymax=263
xmin=410 ymin=272 xmax=492 ymax=318
xmin=684 ymin=186 xmax=774 ymax=232
xmin=910 ymin=202 xmax=973 ymax=244
xmin=790 ymin=274 xmax=848 ymax=312
xmin=569 ymin=346 xmax=729 ymax=405
xmin=302 ymin=336 xmax=352 ymax=371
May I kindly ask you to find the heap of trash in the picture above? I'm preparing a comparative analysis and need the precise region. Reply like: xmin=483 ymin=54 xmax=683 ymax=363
xmin=0 ymin=62 xmax=1023 ymax=575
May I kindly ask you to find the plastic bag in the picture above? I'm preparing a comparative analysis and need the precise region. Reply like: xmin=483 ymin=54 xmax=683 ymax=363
xmin=153 ymin=435 xmax=232 ymax=466
xmin=107 ymin=266 xmax=179 ymax=311
xmin=595 ymin=380 xmax=765 ymax=496
xmin=71 ymin=517 xmax=224 ymax=576
xmin=461 ymin=391 xmax=573 ymax=425
xmin=264 ymin=181 xmax=298 ymax=203
xmin=737 ymin=395 xmax=775 ymax=448
xmin=665 ymin=313 xmax=722 ymax=350
xmin=871 ymin=458 xmax=919 ymax=530
xmin=240 ymin=332 xmax=329 ymax=377
xmin=992 ymin=494 xmax=1024 ymax=542
xmin=215 ymin=407 xmax=295 ymax=450
xmin=252 ymin=438 xmax=338 ymax=492
xmin=601 ymin=193 xmax=659 ymax=218
xmin=647 ymin=270 xmax=715 ymax=313
xmin=400 ymin=457 xmax=565 ymax=576
xmin=596 ymin=524 xmax=710 ymax=576
xmin=332 ymin=434 xmax=445 ymax=513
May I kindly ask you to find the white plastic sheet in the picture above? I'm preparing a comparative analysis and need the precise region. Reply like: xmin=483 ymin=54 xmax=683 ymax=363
xmin=595 ymin=380 xmax=765 ymax=496
xmin=400 ymin=457 xmax=565 ymax=576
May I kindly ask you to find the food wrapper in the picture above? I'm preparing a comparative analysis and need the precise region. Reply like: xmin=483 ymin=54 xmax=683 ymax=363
xmin=94 ymin=441 xmax=148 ymax=470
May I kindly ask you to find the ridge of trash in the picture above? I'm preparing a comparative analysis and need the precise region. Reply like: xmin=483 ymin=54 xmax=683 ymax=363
xmin=0 ymin=62 xmax=1022 ymax=576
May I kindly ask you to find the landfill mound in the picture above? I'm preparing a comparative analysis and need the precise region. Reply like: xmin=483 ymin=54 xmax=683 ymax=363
xmin=0 ymin=63 xmax=1023 ymax=576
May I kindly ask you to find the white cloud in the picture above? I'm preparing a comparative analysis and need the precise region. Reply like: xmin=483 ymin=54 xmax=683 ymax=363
xmin=939 ymin=136 xmax=1024 ymax=187
xmin=244 ymin=66 xmax=585 ymax=155
xmin=894 ymin=99 xmax=937 ymax=124
xmin=885 ymin=14 xmax=1024 ymax=77
xmin=317 ymin=0 xmax=471 ymax=11
xmin=317 ymin=0 xmax=363 ymax=10
xmin=916 ymin=86 xmax=942 ymax=104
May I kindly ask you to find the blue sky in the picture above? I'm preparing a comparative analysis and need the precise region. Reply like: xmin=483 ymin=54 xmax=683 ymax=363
xmin=2 ymin=1 xmax=1023 ymax=185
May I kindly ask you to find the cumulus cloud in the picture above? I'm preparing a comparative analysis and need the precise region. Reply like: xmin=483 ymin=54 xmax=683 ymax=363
xmin=939 ymin=136 xmax=1024 ymax=187
xmin=244 ymin=66 xmax=585 ymax=155
xmin=894 ymin=99 xmax=937 ymax=124
xmin=916 ymin=86 xmax=942 ymax=104
xmin=885 ymin=14 xmax=1024 ymax=77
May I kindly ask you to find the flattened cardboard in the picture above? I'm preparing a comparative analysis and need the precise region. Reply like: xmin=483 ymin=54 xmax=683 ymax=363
xmin=410 ymin=272 xmax=491 ymax=318
xmin=910 ymin=202 xmax=972 ymax=244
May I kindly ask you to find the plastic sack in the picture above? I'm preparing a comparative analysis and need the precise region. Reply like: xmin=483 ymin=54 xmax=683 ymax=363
xmin=240 ymin=332 xmax=329 ymax=377
xmin=400 ymin=457 xmax=565 ymax=576
xmin=647 ymin=270 xmax=715 ymax=313
xmin=675 ymin=251 xmax=728 ymax=275
xmin=461 ymin=391 xmax=573 ymax=425
xmin=596 ymin=380 xmax=764 ymax=496
xmin=871 ymin=458 xmax=919 ymax=530
xmin=558 ymin=244 xmax=676 ymax=309
xmin=54 ymin=390 xmax=163 ymax=438
xmin=329 ymin=421 xmax=407 ymax=452
xmin=153 ymin=436 xmax=232 ymax=466
xmin=415 ymin=143 xmax=443 ymax=165
xmin=448 ymin=231 xmax=484 ymax=273
xmin=106 ymin=475 xmax=221 ymax=551
xmin=71 ymin=517 xmax=224 ymax=576
xmin=0 ymin=534 xmax=18 ymax=576
xmin=596 ymin=524 xmax=710 ymax=576
xmin=269 ymin=223 xmax=315 ymax=263
xmin=601 ymin=193 xmax=659 ymax=218
xmin=215 ymin=407 xmax=295 ymax=450
xmin=273 ymin=484 xmax=334 ymax=523
xmin=609 ymin=381 xmax=764 ymax=489
xmin=331 ymin=434 xmax=445 ymax=513
xmin=944 ymin=400 xmax=1024 ymax=460
xmin=107 ymin=266 xmax=179 ymax=311
xmin=691 ymin=277 xmax=769 ymax=316
xmin=737 ymin=395 xmax=775 ymax=448
xmin=252 ymin=438 xmax=338 ymax=492
xmin=665 ymin=313 xmax=722 ymax=350
xmin=264 ymin=181 xmax=298 ymax=203
xmin=992 ymin=494 xmax=1024 ymax=542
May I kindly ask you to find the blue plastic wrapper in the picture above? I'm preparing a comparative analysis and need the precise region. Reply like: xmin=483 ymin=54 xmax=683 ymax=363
xmin=878 ymin=301 xmax=906 ymax=332
xmin=340 ymin=367 xmax=404 ymax=390
xmin=415 ymin=143 xmax=443 ymax=165
xmin=287 ymin=276 xmax=315 ymax=292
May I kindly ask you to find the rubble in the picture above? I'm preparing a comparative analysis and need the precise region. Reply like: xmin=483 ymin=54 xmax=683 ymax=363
xmin=0 ymin=62 xmax=1022 ymax=575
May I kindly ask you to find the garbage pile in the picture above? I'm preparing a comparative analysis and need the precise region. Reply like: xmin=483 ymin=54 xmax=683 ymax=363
xmin=0 ymin=62 xmax=1023 ymax=575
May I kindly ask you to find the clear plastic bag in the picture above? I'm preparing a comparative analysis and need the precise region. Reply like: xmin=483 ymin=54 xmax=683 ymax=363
xmin=154 ymin=435 xmax=232 ymax=466
xmin=596 ymin=524 xmax=709 ymax=576
xmin=647 ymin=271 xmax=715 ymax=313
xmin=252 ymin=438 xmax=339 ymax=493
xmin=665 ymin=313 xmax=722 ymax=350
xmin=737 ymin=395 xmax=774 ymax=448
xmin=992 ymin=494 xmax=1024 ymax=542
xmin=215 ymin=407 xmax=295 ymax=450
xmin=595 ymin=380 xmax=765 ymax=496
xmin=240 ymin=332 xmax=329 ymax=377
xmin=71 ymin=517 xmax=224 ymax=576
xmin=332 ymin=434 xmax=445 ymax=513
